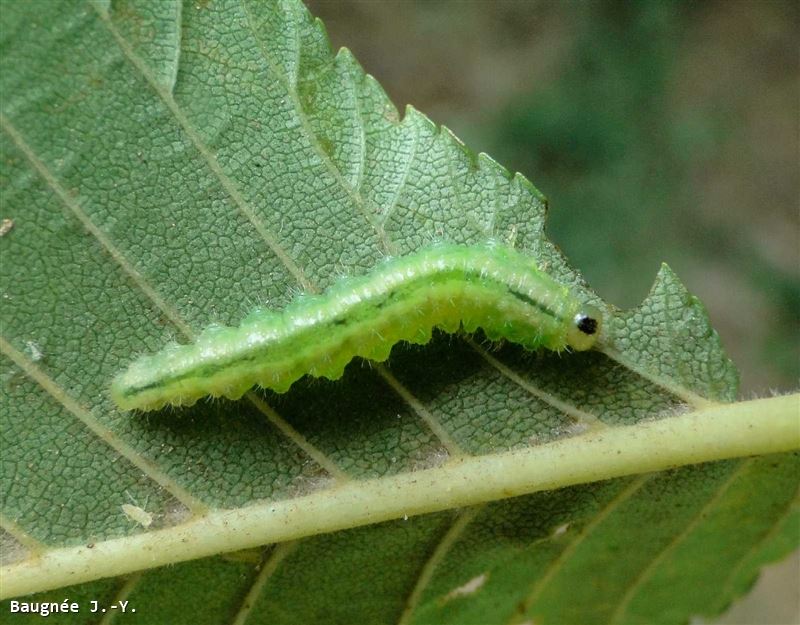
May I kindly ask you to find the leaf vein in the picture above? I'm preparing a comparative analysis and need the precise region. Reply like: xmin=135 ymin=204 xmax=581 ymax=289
xmin=469 ymin=339 xmax=607 ymax=431
xmin=2 ymin=113 xmax=348 ymax=487
xmin=716 ymin=485 xmax=800 ymax=604
xmin=92 ymin=2 xmax=313 ymax=292
xmin=240 ymin=0 xmax=393 ymax=254
xmin=397 ymin=506 xmax=484 ymax=625
xmin=0 ymin=513 xmax=47 ymax=557
xmin=350 ymin=67 xmax=367 ymax=194
xmin=229 ymin=542 xmax=298 ymax=625
xmin=245 ymin=393 xmax=349 ymax=480
xmin=509 ymin=475 xmax=651 ymax=624
xmin=0 ymin=114 xmax=192 ymax=338
xmin=380 ymin=115 xmax=419 ymax=228
xmin=0 ymin=336 xmax=209 ymax=515
xmin=378 ymin=365 xmax=464 ymax=458
xmin=97 ymin=573 xmax=143 ymax=625
xmin=446 ymin=147 xmax=489 ymax=239
xmin=607 ymin=459 xmax=752 ymax=624
xmin=602 ymin=345 xmax=720 ymax=409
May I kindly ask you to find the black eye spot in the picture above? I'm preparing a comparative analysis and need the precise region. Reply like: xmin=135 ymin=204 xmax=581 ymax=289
xmin=577 ymin=316 xmax=598 ymax=335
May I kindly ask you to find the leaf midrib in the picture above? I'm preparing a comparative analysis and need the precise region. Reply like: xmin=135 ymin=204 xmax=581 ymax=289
xmin=2 ymin=394 xmax=796 ymax=600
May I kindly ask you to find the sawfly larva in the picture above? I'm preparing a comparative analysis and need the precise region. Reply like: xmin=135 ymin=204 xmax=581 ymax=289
xmin=112 ymin=242 xmax=603 ymax=411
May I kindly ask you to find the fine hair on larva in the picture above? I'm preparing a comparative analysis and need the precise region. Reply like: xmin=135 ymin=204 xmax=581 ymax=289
xmin=111 ymin=242 xmax=604 ymax=412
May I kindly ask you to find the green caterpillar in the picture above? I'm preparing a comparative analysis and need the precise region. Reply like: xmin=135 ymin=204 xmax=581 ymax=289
xmin=112 ymin=243 xmax=603 ymax=411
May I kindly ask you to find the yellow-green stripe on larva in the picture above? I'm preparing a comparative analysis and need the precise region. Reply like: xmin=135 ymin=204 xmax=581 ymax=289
xmin=111 ymin=243 xmax=603 ymax=411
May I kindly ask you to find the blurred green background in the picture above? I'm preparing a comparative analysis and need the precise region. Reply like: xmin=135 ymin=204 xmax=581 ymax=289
xmin=306 ymin=1 xmax=798 ymax=622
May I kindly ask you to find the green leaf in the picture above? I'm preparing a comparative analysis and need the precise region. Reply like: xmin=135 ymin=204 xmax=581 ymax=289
xmin=0 ymin=1 xmax=797 ymax=624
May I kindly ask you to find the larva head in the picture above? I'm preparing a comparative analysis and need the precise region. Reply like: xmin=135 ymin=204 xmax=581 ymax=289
xmin=566 ymin=304 xmax=603 ymax=351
